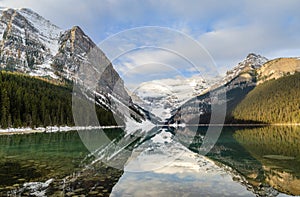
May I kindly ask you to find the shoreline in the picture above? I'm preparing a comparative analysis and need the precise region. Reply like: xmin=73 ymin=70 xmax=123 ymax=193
xmin=1 ymin=123 xmax=300 ymax=135
xmin=186 ymin=123 xmax=300 ymax=127
xmin=0 ymin=125 xmax=125 ymax=135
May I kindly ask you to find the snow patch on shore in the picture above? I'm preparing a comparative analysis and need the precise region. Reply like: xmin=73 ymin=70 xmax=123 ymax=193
xmin=0 ymin=125 xmax=124 ymax=134
xmin=124 ymin=118 xmax=155 ymax=135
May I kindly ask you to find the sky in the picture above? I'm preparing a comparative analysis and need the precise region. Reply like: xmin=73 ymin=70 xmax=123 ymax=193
xmin=1 ymin=0 xmax=300 ymax=88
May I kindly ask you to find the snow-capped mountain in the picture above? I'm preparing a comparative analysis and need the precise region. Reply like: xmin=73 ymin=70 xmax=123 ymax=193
xmin=169 ymin=53 xmax=269 ymax=124
xmin=209 ymin=53 xmax=268 ymax=91
xmin=133 ymin=53 xmax=268 ymax=121
xmin=132 ymin=76 xmax=218 ymax=120
xmin=0 ymin=7 xmax=149 ymax=127
xmin=0 ymin=7 xmax=61 ymax=78
xmin=224 ymin=53 xmax=268 ymax=82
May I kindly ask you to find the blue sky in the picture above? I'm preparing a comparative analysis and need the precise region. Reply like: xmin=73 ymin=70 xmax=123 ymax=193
xmin=1 ymin=0 xmax=300 ymax=88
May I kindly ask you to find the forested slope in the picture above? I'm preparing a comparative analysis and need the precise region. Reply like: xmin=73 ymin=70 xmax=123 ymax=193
xmin=232 ymin=72 xmax=300 ymax=123
xmin=0 ymin=71 xmax=118 ymax=128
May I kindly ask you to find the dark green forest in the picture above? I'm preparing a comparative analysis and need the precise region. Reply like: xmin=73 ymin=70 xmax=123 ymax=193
xmin=232 ymin=72 xmax=300 ymax=123
xmin=234 ymin=126 xmax=300 ymax=159
xmin=0 ymin=71 xmax=118 ymax=128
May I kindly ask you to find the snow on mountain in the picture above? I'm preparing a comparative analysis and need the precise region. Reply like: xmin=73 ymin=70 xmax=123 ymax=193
xmin=132 ymin=53 xmax=268 ymax=121
xmin=169 ymin=53 xmax=270 ymax=125
xmin=0 ymin=8 xmax=275 ymax=128
xmin=0 ymin=7 xmax=62 ymax=54
xmin=133 ymin=76 xmax=218 ymax=120
xmin=0 ymin=7 xmax=148 ymax=127
xmin=18 ymin=8 xmax=62 ymax=54
xmin=0 ymin=7 xmax=62 ymax=78
xmin=208 ymin=53 xmax=268 ymax=91
xmin=222 ymin=53 xmax=268 ymax=84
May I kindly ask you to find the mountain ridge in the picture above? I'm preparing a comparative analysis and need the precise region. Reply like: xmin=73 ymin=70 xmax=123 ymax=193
xmin=257 ymin=57 xmax=300 ymax=84
xmin=0 ymin=7 xmax=150 ymax=128
xmin=132 ymin=76 xmax=218 ymax=120
xmin=169 ymin=53 xmax=300 ymax=124
xmin=1 ymin=7 xmax=298 ymax=126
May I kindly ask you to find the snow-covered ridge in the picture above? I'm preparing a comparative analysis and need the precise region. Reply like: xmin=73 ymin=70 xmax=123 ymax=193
xmin=0 ymin=7 xmax=63 ymax=78
xmin=133 ymin=76 xmax=218 ymax=120
xmin=0 ymin=7 xmax=150 ymax=130
xmin=1 ymin=7 xmax=62 ymax=55
xmin=18 ymin=8 xmax=61 ymax=36
xmin=18 ymin=8 xmax=62 ymax=54
xmin=222 ymin=53 xmax=268 ymax=84
xmin=132 ymin=54 xmax=267 ymax=121
xmin=206 ymin=53 xmax=268 ymax=92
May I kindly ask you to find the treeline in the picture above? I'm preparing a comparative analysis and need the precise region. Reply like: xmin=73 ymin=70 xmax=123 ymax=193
xmin=232 ymin=72 xmax=300 ymax=123
xmin=0 ymin=71 xmax=118 ymax=128
xmin=234 ymin=126 xmax=300 ymax=158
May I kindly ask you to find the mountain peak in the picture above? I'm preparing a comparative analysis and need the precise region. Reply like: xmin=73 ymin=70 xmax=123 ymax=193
xmin=69 ymin=26 xmax=92 ymax=41
xmin=246 ymin=53 xmax=260 ymax=58
xmin=0 ymin=7 xmax=34 ymax=12
xmin=240 ymin=53 xmax=268 ymax=69
xmin=215 ymin=53 xmax=269 ymax=89
xmin=18 ymin=7 xmax=35 ymax=13
xmin=71 ymin=25 xmax=83 ymax=31
xmin=18 ymin=7 xmax=61 ymax=31
xmin=225 ymin=53 xmax=268 ymax=76
xmin=246 ymin=53 xmax=268 ymax=61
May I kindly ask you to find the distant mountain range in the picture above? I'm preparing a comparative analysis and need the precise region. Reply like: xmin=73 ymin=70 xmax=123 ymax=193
xmin=131 ymin=76 xmax=219 ymax=120
xmin=0 ymin=7 xmax=299 ymax=128
xmin=170 ymin=53 xmax=300 ymax=124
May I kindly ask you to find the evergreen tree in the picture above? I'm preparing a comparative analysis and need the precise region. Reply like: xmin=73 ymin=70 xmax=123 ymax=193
xmin=0 ymin=71 xmax=120 ymax=128
xmin=232 ymin=72 xmax=300 ymax=123
xmin=0 ymin=88 xmax=9 ymax=128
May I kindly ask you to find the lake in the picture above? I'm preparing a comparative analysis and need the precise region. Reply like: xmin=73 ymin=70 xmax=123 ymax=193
xmin=0 ymin=126 xmax=299 ymax=196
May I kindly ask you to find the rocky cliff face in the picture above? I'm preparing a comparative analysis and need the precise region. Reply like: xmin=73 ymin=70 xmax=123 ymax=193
xmin=52 ymin=25 xmax=130 ymax=103
xmin=209 ymin=53 xmax=268 ymax=91
xmin=0 ymin=7 xmax=131 ymax=105
xmin=0 ymin=8 xmax=61 ymax=77
xmin=52 ymin=26 xmax=94 ymax=79
xmin=0 ymin=7 xmax=141 ymax=124
xmin=257 ymin=57 xmax=300 ymax=84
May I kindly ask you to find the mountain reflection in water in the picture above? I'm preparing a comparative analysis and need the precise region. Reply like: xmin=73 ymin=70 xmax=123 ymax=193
xmin=112 ymin=126 xmax=299 ymax=197
xmin=0 ymin=126 xmax=299 ymax=196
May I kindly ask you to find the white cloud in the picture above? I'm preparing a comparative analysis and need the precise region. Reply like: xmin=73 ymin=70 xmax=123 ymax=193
xmin=103 ymin=27 xmax=220 ymax=89
xmin=113 ymin=48 xmax=191 ymax=86
xmin=1 ymin=0 xmax=300 ymax=84
xmin=198 ymin=19 xmax=300 ymax=69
